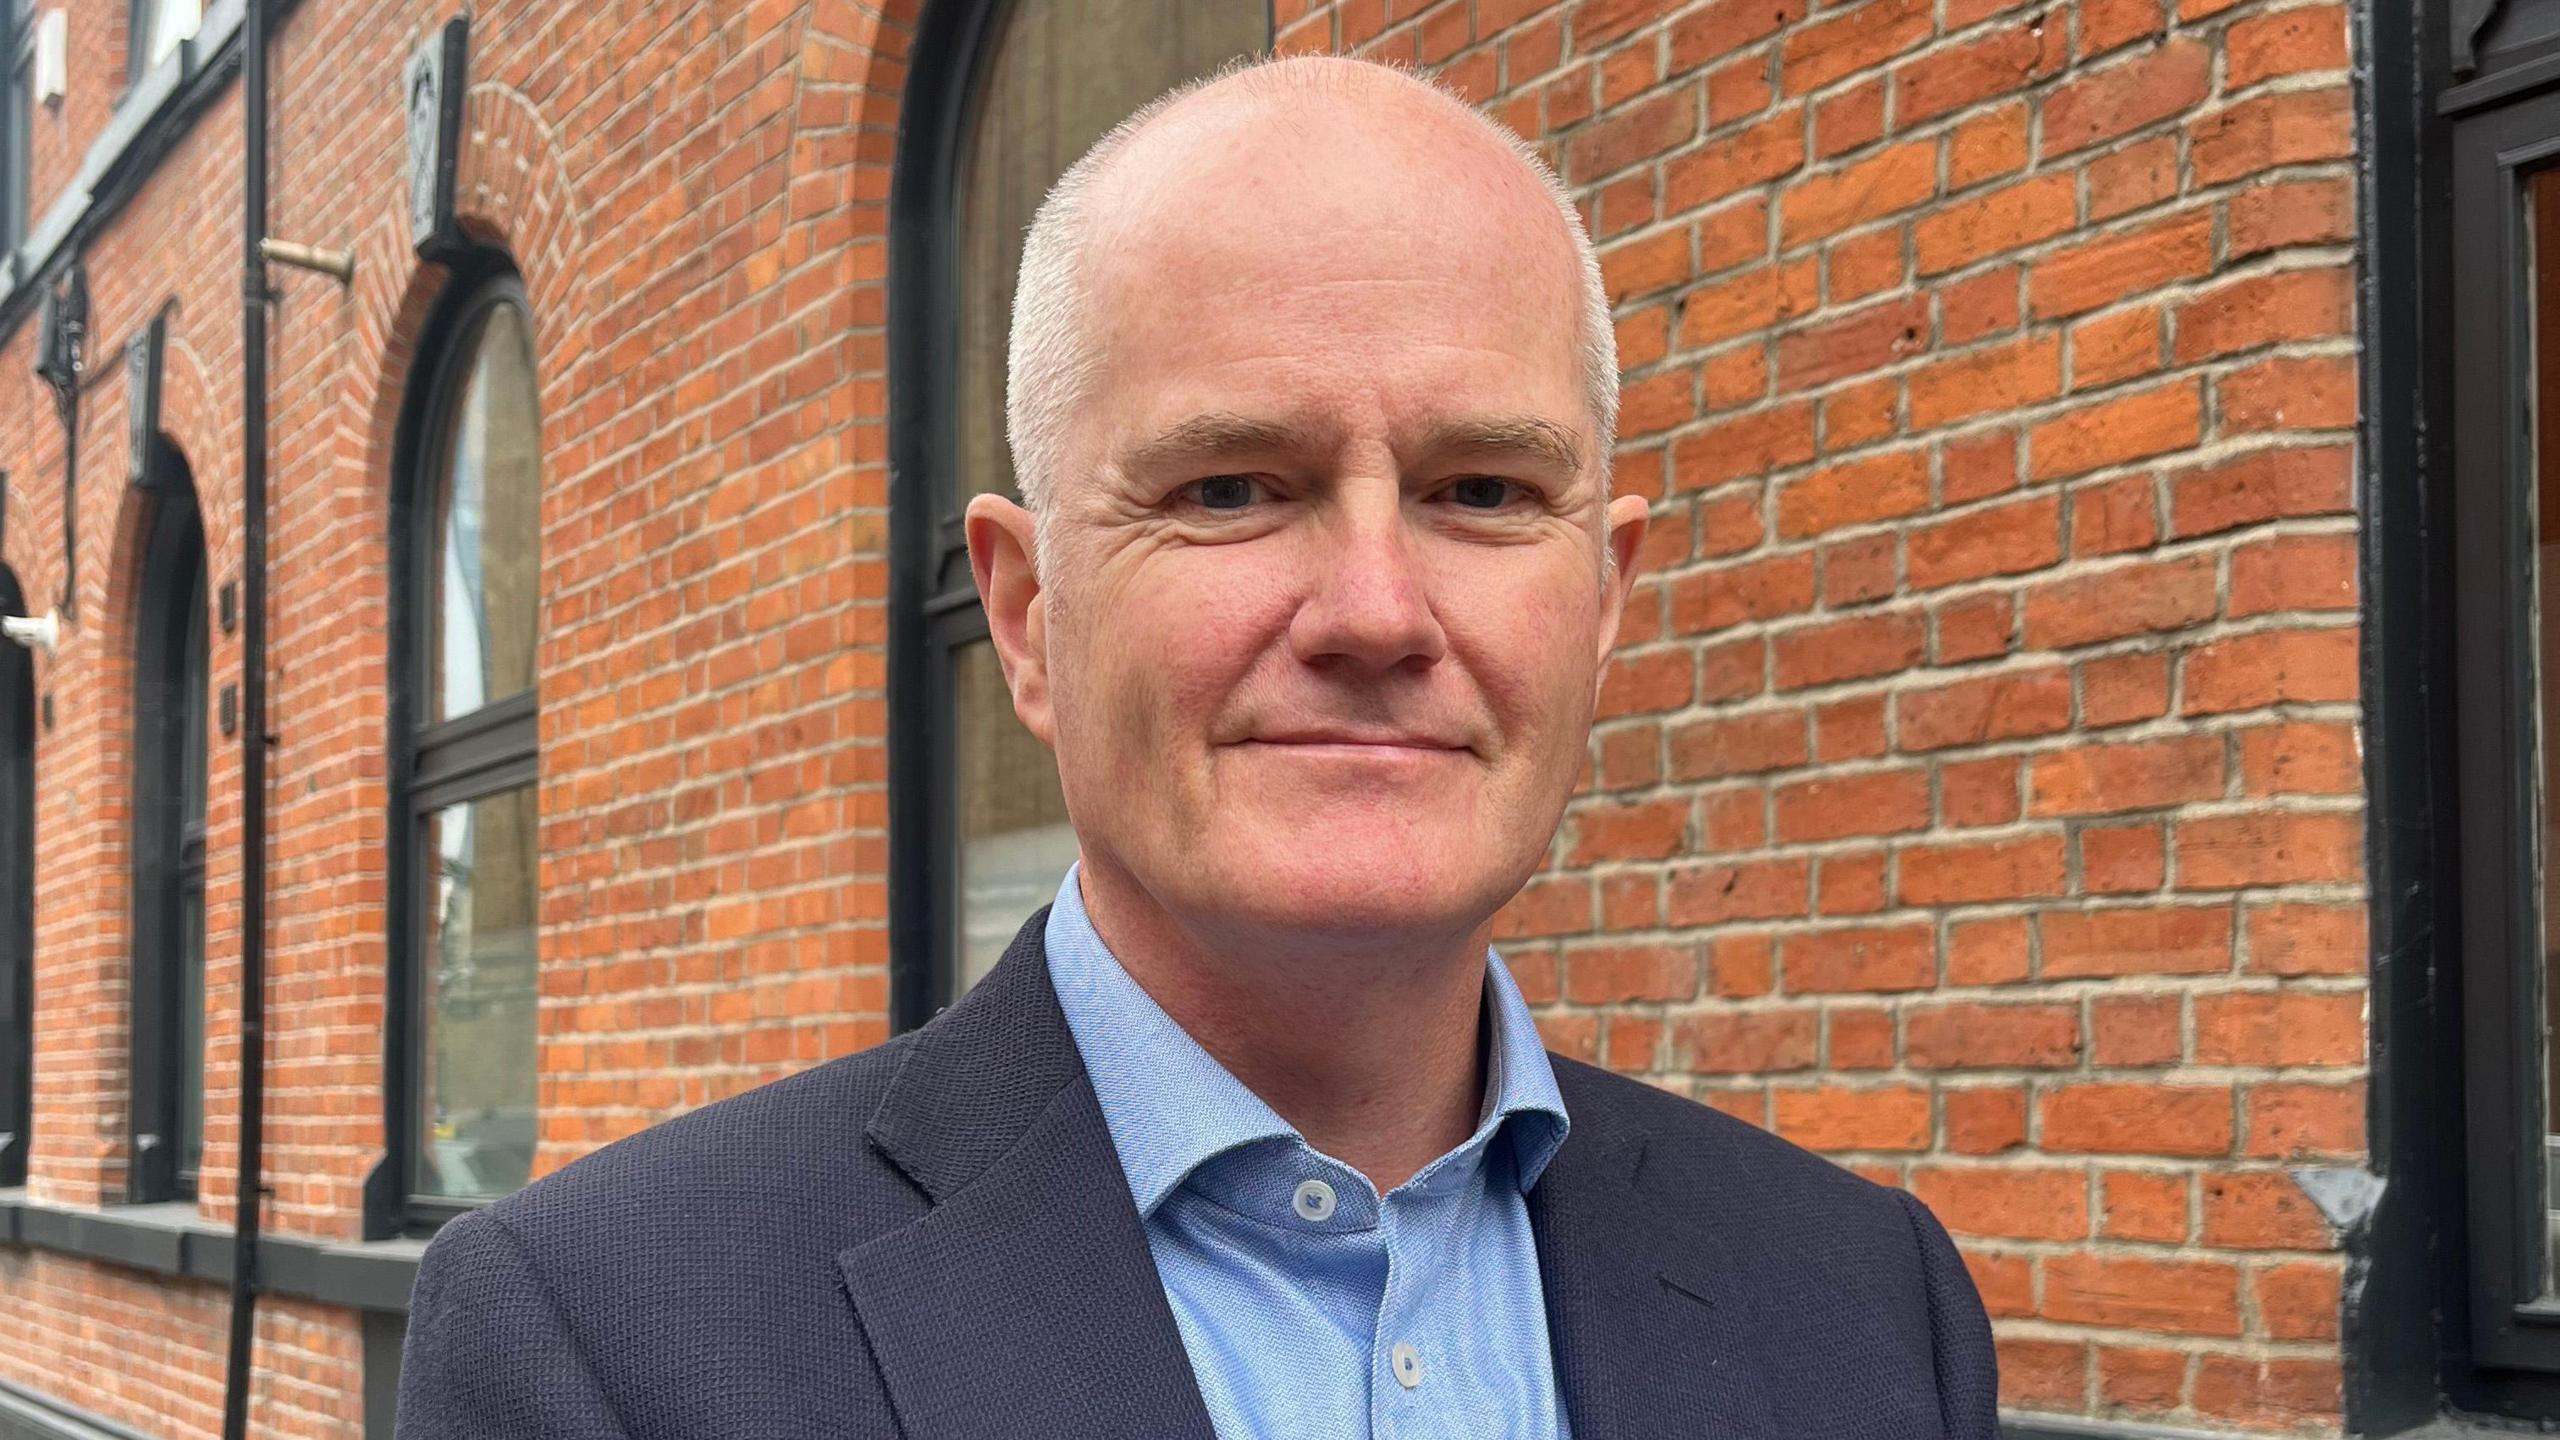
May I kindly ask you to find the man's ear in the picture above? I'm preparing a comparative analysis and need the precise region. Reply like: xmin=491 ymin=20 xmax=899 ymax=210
xmin=1593 ymin=491 xmax=1651 ymax=676
xmin=965 ymin=493 xmax=1055 ymax=747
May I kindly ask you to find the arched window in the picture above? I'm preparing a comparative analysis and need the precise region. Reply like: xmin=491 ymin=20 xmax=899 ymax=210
xmin=390 ymin=266 xmax=541 ymax=1229
xmin=887 ymin=0 xmax=1268 ymax=1025
xmin=128 ymin=444 xmax=204 ymax=1203
xmin=0 ymin=563 xmax=31 ymax=1189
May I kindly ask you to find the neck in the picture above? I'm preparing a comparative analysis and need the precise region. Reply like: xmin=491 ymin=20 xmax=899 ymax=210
xmin=1074 ymin=857 xmax=1492 ymax=1193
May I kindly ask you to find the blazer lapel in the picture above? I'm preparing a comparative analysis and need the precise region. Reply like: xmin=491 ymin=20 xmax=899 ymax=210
xmin=1528 ymin=1064 xmax=1783 ymax=1440
xmin=838 ymin=913 xmax=1217 ymax=1440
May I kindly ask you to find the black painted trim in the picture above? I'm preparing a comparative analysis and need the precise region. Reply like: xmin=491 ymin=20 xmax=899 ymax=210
xmin=0 ymin=1376 xmax=157 ymax=1440
xmin=0 ymin=1190 xmax=422 ymax=1315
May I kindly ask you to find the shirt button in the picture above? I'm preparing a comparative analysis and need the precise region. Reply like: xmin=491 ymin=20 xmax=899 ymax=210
xmin=1391 ymin=1341 xmax=1424 ymax=1389
xmin=1291 ymin=1178 xmax=1337 ymax=1222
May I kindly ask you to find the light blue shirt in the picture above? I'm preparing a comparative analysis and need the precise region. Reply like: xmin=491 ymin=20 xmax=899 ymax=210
xmin=1043 ymin=866 xmax=1574 ymax=1439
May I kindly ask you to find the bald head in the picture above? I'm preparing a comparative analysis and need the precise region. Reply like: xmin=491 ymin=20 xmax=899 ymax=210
xmin=1004 ymin=55 xmax=1618 ymax=536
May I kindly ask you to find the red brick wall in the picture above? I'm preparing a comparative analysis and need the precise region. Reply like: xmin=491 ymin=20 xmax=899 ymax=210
xmin=0 ymin=0 xmax=2365 ymax=1434
xmin=1276 ymin=0 xmax=2362 ymax=1431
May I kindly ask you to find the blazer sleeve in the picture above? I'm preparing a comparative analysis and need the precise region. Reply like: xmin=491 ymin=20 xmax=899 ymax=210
xmin=394 ymin=1207 xmax=635 ymax=1440
xmin=1896 ymin=1187 xmax=1999 ymax=1440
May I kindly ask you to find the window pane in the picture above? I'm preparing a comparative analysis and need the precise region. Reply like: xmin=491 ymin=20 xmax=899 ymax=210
xmin=954 ymin=641 xmax=1074 ymax=991
xmin=952 ymin=0 xmax=1266 ymax=505
xmin=430 ymin=301 xmax=541 ymax=724
xmin=2534 ymin=165 xmax=2560 ymax=1295
xmin=415 ymin=784 xmax=538 ymax=1203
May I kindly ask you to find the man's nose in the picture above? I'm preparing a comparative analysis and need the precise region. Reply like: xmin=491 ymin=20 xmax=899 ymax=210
xmin=1286 ymin=492 xmax=1449 ymax=672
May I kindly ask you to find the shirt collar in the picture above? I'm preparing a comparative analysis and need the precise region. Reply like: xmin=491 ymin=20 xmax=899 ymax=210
xmin=1043 ymin=864 xmax=1570 ymax=1219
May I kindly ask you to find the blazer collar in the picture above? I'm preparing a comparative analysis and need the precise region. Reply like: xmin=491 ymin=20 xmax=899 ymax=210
xmin=840 ymin=909 xmax=1217 ymax=1440
xmin=843 ymin=909 xmax=1777 ymax=1440
xmin=1529 ymin=1061 xmax=1786 ymax=1439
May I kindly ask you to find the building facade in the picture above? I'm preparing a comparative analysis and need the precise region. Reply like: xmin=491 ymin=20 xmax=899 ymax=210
xmin=0 ymin=0 xmax=2512 ymax=1434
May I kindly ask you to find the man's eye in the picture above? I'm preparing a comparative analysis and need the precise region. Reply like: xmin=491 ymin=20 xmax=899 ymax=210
xmin=1447 ymin=477 xmax=1516 ymax=509
xmin=1188 ymin=475 xmax=1258 ymax=511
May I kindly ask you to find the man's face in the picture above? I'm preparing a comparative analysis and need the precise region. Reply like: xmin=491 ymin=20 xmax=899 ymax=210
xmin=973 ymin=99 xmax=1647 ymax=952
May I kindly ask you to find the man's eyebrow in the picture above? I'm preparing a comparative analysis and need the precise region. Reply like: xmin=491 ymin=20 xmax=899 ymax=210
xmin=1120 ymin=412 xmax=1588 ymax=476
xmin=1121 ymin=413 xmax=1327 ymax=471
xmin=1417 ymin=415 xmax=1587 ymax=476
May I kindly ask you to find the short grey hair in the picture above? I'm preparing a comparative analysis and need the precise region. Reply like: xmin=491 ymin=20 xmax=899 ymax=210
xmin=1004 ymin=54 xmax=1620 ymax=534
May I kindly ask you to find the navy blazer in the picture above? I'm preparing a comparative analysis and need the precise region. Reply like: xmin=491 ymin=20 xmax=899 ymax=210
xmin=394 ymin=911 xmax=1998 ymax=1438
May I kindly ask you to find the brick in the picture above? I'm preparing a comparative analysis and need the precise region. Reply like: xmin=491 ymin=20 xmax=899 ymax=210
xmin=2081 ymin=651 xmax=2171 ymax=728
xmin=1773 ymin=611 xmax=1928 ymax=689
xmin=1567 ymin=796 xmax=1693 ymax=864
xmin=2229 ymin=175 xmax=2354 ymax=259
xmin=1564 ymin=942 xmax=1700 ymax=1006
xmin=2177 ymin=812 xmax=2363 ymax=890
xmin=1933 ymin=591 xmax=2017 ymax=663
xmin=2219 ymin=356 xmax=2357 ymax=434
xmin=2202 ymin=1171 xmax=2335 ymax=1249
xmin=1827 ymin=226 xmax=1909 ymax=304
xmin=1665 ymin=108 xmax=1806 ymax=209
xmin=2028 ymin=209 xmax=2215 ymax=319
xmin=2171 ymin=266 xmax=2353 ymax=363
xmin=1597 ymin=645 xmax=1695 ymax=717
xmin=2190 ymin=86 xmax=2354 ymax=186
xmin=2238 ymin=719 xmax=2361 ymax=796
xmin=1818 ymin=849 xmax=1890 ymax=915
xmin=1784 ymin=923 xmax=1936 ymax=992
xmin=2196 ymin=990 xmax=2364 ymax=1067
xmin=2041 ymin=39 xmax=2211 ymax=157
xmin=1679 ymin=257 xmax=1823 ymax=347
xmin=2027 ymin=734 xmax=2225 ymax=817
xmin=1697 ymin=196 xmax=1772 ymax=273
xmin=1909 ymin=1165 xmax=2089 ymax=1239
xmin=2021 ymin=553 xmax=2218 ymax=650
xmin=1945 ymin=1086 xmax=2030 ymax=1155
xmin=2100 ymin=1169 xmax=2189 ymax=1242
xmin=2027 ymin=381 xmax=2203 ymax=482
xmin=1943 ymin=428 xmax=2021 ymax=503
xmin=2042 ymin=903 xmax=2232 ymax=976
xmin=1776 ymin=447 xmax=1930 ymax=538
xmin=1568 ymin=84 xmax=1701 ymax=182
xmin=1680 ymin=1008 xmax=1820 ymax=1073
xmin=1821 ymin=376 xmax=1904 ymax=453
xmin=1779 ymin=0 xmax=1933 ymax=94
xmin=1908 ymin=334 xmax=2065 ymax=429
xmin=2243 ymin=1080 xmax=2364 ymax=1159
xmin=1818 ymin=694 xmax=1890 ymax=760
xmin=1772 ymin=1084 xmax=1934 ymax=1150
xmin=1899 ymin=835 xmax=2069 ymax=904
xmin=1775 ymin=767 xmax=1932 ymax=841
xmin=2087 ymin=133 xmax=2180 ymax=221
xmin=2043 ymin=1082 xmax=2235 ymax=1156
xmin=2098 ymin=1347 xmax=2189 ymax=1413
xmin=2045 ymin=1254 xmax=2243 ymax=1336
xmin=2230 ymin=532 xmax=2356 ymax=617
xmin=1673 ymin=404 xmax=1818 ymax=488
xmin=2080 ymin=821 xmax=2169 ymax=894
xmin=1667 ymin=550 xmax=1818 ymax=632
xmin=2070 ymin=305 xmax=2164 ymax=390
xmin=1894 ymin=22 xmax=2065 ymax=126
xmin=2182 ymin=627 xmax=2359 ymax=714
xmin=2245 ymin=902 xmax=2365 ymax=977
xmin=1896 ymin=666 xmax=2073 ymax=750
xmin=1825 ymin=1004 xmax=1898 ymax=1067
xmin=1669 ymin=0 xmax=1808 ymax=68
xmin=1915 ymin=173 xmax=2078 ymax=275
xmin=1938 ymin=264 xmax=2023 ymax=347
xmin=2191 ymin=1357 xmax=2343 ymax=1427
xmin=1780 ymin=141 xmax=1936 ymax=247
xmin=2068 ymin=472 xmax=2161 ymax=556
xmin=1710 ymin=932 xmax=1779 ymax=997
xmin=1948 ymin=915 xmax=2033 ymax=986
xmin=1668 ymin=858 xmax=1813 ymax=925
xmin=2091 ymin=994 xmax=2185 ymax=1066
xmin=2255 ymin=1260 xmax=2343 ymax=1342
xmin=1904 ymin=1002 xmax=2081 ymax=1069
xmin=1669 ymin=708 xmax=1809 ymax=779
xmin=1998 ymin=1339 xmax=2089 ymax=1409
xmin=2081 ymin=0 xmax=2166 ymax=52
xmin=1943 ymin=755 xmax=2026 ymax=826
xmin=1947 ymin=104 xmax=2031 ymax=190
xmin=2169 ymin=445 xmax=2354 ymax=537
xmin=1775 ymin=294 xmax=1932 ymax=390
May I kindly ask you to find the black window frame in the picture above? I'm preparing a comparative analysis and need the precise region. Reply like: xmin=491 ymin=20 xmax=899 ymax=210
xmin=0 ymin=562 xmax=31 ymax=1190
xmin=382 ymin=257 xmax=541 ymax=1237
xmin=126 ymin=441 xmax=203 ymax=1206
xmin=883 ymin=0 xmax=1270 ymax=1032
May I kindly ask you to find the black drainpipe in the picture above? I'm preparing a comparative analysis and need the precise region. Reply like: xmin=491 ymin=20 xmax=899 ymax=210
xmin=219 ymin=0 xmax=271 ymax=1431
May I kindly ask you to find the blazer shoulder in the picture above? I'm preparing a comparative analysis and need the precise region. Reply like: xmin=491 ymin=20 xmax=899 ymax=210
xmin=472 ymin=1031 xmax=923 ymax=1247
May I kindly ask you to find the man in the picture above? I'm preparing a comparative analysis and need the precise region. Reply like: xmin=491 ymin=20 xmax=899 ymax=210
xmin=396 ymin=53 xmax=1996 ymax=1440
